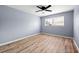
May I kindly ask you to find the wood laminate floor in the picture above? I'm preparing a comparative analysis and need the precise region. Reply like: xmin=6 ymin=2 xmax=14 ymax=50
xmin=0 ymin=34 xmax=78 ymax=53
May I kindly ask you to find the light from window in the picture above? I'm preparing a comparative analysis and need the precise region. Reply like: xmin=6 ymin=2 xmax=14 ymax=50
xmin=45 ymin=16 xmax=64 ymax=26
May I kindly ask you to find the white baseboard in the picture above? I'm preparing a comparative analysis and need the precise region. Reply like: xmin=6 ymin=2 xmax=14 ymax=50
xmin=41 ymin=32 xmax=73 ymax=39
xmin=73 ymin=39 xmax=79 ymax=52
xmin=0 ymin=33 xmax=40 ymax=46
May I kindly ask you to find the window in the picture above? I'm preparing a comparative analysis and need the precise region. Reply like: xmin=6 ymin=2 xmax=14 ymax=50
xmin=45 ymin=16 xmax=64 ymax=26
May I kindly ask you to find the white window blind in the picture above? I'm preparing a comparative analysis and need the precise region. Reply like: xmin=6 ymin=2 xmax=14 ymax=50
xmin=45 ymin=16 xmax=64 ymax=26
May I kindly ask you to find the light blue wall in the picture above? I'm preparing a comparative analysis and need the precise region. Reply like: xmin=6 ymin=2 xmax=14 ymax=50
xmin=74 ymin=6 xmax=79 ymax=47
xmin=0 ymin=5 xmax=74 ymax=44
xmin=0 ymin=6 xmax=41 ymax=44
xmin=41 ymin=11 xmax=73 ymax=37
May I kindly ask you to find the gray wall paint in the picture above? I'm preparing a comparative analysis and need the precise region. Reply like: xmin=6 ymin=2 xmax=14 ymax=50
xmin=41 ymin=11 xmax=73 ymax=37
xmin=74 ymin=6 xmax=79 ymax=47
xmin=0 ymin=6 xmax=40 ymax=44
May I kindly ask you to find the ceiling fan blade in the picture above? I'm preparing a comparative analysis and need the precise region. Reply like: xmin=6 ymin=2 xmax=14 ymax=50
xmin=45 ymin=10 xmax=52 ymax=12
xmin=45 ymin=5 xmax=51 ymax=9
xmin=36 ymin=10 xmax=43 ymax=12
xmin=36 ymin=6 xmax=42 ymax=9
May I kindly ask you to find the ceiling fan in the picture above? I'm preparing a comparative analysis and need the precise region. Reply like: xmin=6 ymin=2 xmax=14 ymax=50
xmin=36 ymin=5 xmax=52 ymax=12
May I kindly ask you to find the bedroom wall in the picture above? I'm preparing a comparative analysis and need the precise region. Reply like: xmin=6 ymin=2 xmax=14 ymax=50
xmin=74 ymin=6 xmax=79 ymax=48
xmin=41 ymin=11 xmax=73 ymax=37
xmin=0 ymin=6 xmax=41 ymax=44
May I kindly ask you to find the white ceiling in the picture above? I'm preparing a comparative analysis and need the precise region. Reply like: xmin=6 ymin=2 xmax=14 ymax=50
xmin=7 ymin=5 xmax=76 ymax=17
